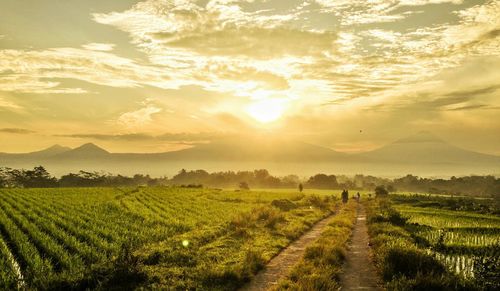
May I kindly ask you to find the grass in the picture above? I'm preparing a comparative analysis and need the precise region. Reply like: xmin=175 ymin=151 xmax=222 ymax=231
xmin=0 ymin=187 xmax=336 ymax=290
xmin=274 ymin=200 xmax=358 ymax=290
xmin=365 ymin=196 xmax=499 ymax=290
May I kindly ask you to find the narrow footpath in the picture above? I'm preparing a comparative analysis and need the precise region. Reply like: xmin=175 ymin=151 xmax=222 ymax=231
xmin=240 ymin=213 xmax=337 ymax=291
xmin=339 ymin=205 xmax=382 ymax=290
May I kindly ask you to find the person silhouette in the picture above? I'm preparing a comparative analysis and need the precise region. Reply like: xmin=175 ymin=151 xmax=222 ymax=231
xmin=342 ymin=189 xmax=349 ymax=204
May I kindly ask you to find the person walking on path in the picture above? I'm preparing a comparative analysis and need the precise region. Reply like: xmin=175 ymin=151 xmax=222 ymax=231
xmin=342 ymin=189 xmax=349 ymax=204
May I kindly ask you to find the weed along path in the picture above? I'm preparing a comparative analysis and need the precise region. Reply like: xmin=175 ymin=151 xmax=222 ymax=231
xmin=240 ymin=213 xmax=337 ymax=291
xmin=339 ymin=205 xmax=381 ymax=291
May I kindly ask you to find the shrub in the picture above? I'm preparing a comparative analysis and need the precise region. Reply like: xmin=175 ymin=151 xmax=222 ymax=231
xmin=254 ymin=207 xmax=286 ymax=229
xmin=239 ymin=182 xmax=250 ymax=190
xmin=271 ymin=199 xmax=297 ymax=211
xmin=375 ymin=185 xmax=389 ymax=197
xmin=239 ymin=250 xmax=266 ymax=280
xmin=383 ymin=247 xmax=445 ymax=280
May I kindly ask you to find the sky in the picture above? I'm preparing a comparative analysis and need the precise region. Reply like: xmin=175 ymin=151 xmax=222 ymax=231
xmin=0 ymin=0 xmax=499 ymax=154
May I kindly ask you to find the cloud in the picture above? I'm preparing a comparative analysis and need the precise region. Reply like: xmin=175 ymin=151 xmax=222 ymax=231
xmin=315 ymin=0 xmax=464 ymax=25
xmin=0 ymin=128 xmax=36 ymax=134
xmin=0 ymin=48 xmax=175 ymax=93
xmin=0 ymin=75 xmax=87 ymax=94
xmin=1 ymin=0 xmax=499 ymax=154
xmin=2 ymin=0 xmax=496 ymax=109
xmin=91 ymin=0 xmax=335 ymax=99
xmin=117 ymin=105 xmax=162 ymax=129
xmin=57 ymin=132 xmax=222 ymax=142
xmin=445 ymin=104 xmax=495 ymax=111
xmin=443 ymin=85 xmax=500 ymax=99
xmin=0 ymin=97 xmax=22 ymax=110
xmin=81 ymin=43 xmax=115 ymax=51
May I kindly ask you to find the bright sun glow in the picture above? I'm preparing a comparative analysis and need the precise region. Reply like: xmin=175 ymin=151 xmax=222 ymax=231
xmin=246 ymin=99 xmax=286 ymax=123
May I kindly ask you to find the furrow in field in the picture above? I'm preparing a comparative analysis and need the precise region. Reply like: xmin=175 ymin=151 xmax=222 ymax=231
xmin=0 ymin=197 xmax=82 ymax=273
xmin=1 ymin=194 xmax=103 ymax=264
xmin=10 ymin=195 xmax=116 ymax=253
xmin=0 ymin=205 xmax=53 ymax=286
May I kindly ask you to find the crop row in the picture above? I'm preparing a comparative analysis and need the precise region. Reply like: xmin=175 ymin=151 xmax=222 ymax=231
xmin=397 ymin=203 xmax=499 ymax=284
xmin=0 ymin=187 xmax=260 ymax=289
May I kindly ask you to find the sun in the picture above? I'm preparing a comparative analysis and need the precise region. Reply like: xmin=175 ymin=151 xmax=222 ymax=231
xmin=246 ymin=99 xmax=286 ymax=123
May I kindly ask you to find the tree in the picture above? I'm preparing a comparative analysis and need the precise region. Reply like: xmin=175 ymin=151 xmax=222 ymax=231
xmin=0 ymin=167 xmax=13 ymax=187
xmin=306 ymin=174 xmax=338 ymax=189
xmin=375 ymin=185 xmax=389 ymax=197
xmin=387 ymin=185 xmax=396 ymax=193
xmin=8 ymin=166 xmax=58 ymax=188
xmin=239 ymin=181 xmax=250 ymax=190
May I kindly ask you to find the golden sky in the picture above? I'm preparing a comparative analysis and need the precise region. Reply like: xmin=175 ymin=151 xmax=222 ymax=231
xmin=0 ymin=0 xmax=499 ymax=154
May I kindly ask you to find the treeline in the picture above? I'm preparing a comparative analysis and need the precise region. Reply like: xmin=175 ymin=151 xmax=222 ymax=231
xmin=391 ymin=174 xmax=500 ymax=198
xmin=0 ymin=166 xmax=498 ymax=198
xmin=0 ymin=166 xmax=168 ymax=188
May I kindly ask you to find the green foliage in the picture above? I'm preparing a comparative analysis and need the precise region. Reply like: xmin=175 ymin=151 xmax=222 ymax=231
xmin=305 ymin=174 xmax=339 ymax=189
xmin=271 ymin=199 xmax=298 ymax=211
xmin=383 ymin=247 xmax=445 ymax=279
xmin=303 ymin=194 xmax=334 ymax=210
xmin=365 ymin=197 xmax=499 ymax=290
xmin=375 ymin=185 xmax=389 ymax=197
xmin=392 ymin=194 xmax=499 ymax=215
xmin=239 ymin=250 xmax=266 ymax=279
xmin=474 ymin=255 xmax=500 ymax=290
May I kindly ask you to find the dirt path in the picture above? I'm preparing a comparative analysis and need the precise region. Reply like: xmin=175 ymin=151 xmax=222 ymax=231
xmin=340 ymin=205 xmax=382 ymax=291
xmin=240 ymin=213 xmax=337 ymax=291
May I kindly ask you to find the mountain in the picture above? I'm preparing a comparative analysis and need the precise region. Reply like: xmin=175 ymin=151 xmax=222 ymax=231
xmin=358 ymin=131 xmax=500 ymax=166
xmin=0 ymin=133 xmax=498 ymax=177
xmin=161 ymin=136 xmax=348 ymax=162
xmin=0 ymin=144 xmax=72 ymax=158
xmin=57 ymin=143 xmax=109 ymax=158
xmin=28 ymin=144 xmax=72 ymax=157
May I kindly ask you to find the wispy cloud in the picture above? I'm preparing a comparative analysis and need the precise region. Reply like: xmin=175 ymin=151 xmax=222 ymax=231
xmin=0 ymin=128 xmax=36 ymax=134
xmin=81 ymin=43 xmax=115 ymax=51
xmin=0 ymin=97 xmax=22 ymax=110
xmin=116 ymin=98 xmax=164 ymax=130
xmin=0 ymin=48 xmax=173 ymax=93
xmin=2 ymin=0 xmax=498 ymax=106
xmin=57 ymin=132 xmax=221 ymax=142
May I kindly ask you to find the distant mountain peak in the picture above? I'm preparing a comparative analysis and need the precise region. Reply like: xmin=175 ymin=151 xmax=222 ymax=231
xmin=46 ymin=144 xmax=71 ymax=151
xmin=394 ymin=131 xmax=445 ymax=144
xmin=29 ymin=144 xmax=72 ymax=156
xmin=70 ymin=143 xmax=109 ymax=154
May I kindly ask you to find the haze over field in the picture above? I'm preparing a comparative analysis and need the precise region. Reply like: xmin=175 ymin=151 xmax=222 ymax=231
xmin=1 ymin=132 xmax=499 ymax=177
xmin=1 ymin=0 xmax=499 ymax=175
